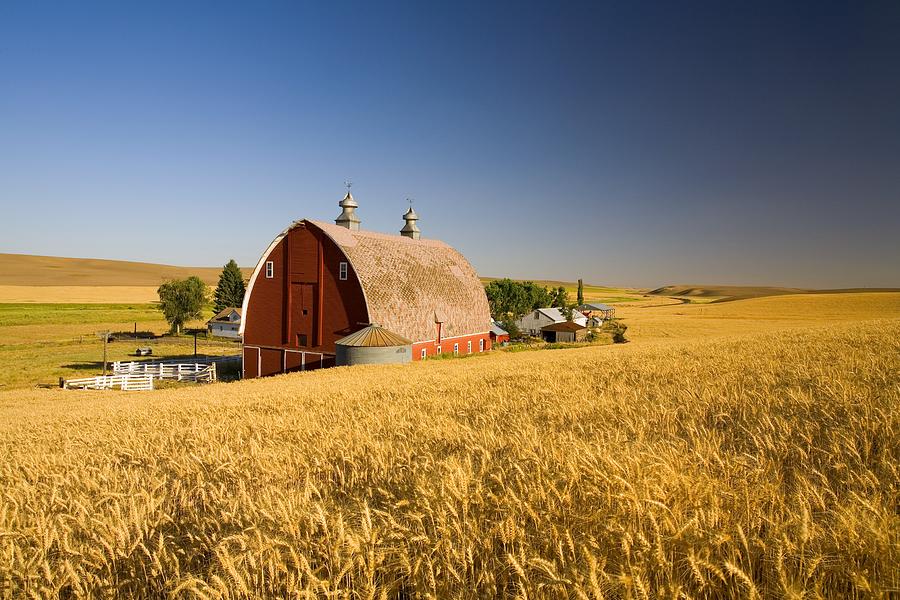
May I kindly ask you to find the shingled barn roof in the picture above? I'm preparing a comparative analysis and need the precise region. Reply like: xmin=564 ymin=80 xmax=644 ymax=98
xmin=308 ymin=220 xmax=492 ymax=342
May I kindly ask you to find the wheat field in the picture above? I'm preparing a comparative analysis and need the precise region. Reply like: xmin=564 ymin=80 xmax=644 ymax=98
xmin=1 ymin=293 xmax=898 ymax=598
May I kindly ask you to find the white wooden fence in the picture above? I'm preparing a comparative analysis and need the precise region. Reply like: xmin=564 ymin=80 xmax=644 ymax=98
xmin=62 ymin=374 xmax=154 ymax=391
xmin=63 ymin=356 xmax=239 ymax=391
xmin=112 ymin=361 xmax=217 ymax=383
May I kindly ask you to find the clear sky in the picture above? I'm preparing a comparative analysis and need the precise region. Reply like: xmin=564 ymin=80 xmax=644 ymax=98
xmin=1 ymin=1 xmax=898 ymax=288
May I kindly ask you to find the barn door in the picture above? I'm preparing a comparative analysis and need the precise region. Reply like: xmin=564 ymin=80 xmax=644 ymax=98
xmin=291 ymin=283 xmax=317 ymax=347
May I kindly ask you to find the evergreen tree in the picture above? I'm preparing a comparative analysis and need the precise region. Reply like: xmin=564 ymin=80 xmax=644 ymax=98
xmin=577 ymin=279 xmax=584 ymax=306
xmin=213 ymin=259 xmax=246 ymax=313
xmin=157 ymin=277 xmax=208 ymax=334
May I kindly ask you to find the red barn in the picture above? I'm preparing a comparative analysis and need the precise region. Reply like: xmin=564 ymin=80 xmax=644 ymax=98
xmin=239 ymin=192 xmax=493 ymax=378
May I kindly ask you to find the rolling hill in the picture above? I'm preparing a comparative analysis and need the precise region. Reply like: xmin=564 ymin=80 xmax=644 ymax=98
xmin=646 ymin=284 xmax=805 ymax=301
xmin=0 ymin=253 xmax=252 ymax=287
xmin=647 ymin=284 xmax=900 ymax=303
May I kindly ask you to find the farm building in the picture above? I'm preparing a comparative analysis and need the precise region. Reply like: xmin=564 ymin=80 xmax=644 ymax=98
xmin=515 ymin=307 xmax=587 ymax=336
xmin=490 ymin=321 xmax=510 ymax=346
xmin=207 ymin=307 xmax=242 ymax=339
xmin=335 ymin=324 xmax=413 ymax=366
xmin=541 ymin=320 xmax=588 ymax=343
xmin=579 ymin=302 xmax=615 ymax=321
xmin=239 ymin=192 xmax=493 ymax=378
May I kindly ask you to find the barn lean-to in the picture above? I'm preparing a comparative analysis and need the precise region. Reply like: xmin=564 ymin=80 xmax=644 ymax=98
xmin=239 ymin=192 xmax=493 ymax=378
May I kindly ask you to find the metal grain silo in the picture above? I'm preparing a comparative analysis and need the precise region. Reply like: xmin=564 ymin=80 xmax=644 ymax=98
xmin=335 ymin=324 xmax=413 ymax=366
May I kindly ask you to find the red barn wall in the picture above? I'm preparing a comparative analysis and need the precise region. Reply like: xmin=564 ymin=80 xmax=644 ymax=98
xmin=412 ymin=333 xmax=491 ymax=360
xmin=243 ymin=223 xmax=369 ymax=378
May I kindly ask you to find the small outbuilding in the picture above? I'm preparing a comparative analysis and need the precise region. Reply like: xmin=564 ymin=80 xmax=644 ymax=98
xmin=515 ymin=308 xmax=588 ymax=336
xmin=490 ymin=321 xmax=510 ymax=346
xmin=207 ymin=308 xmax=242 ymax=339
xmin=578 ymin=303 xmax=615 ymax=321
xmin=541 ymin=320 xmax=588 ymax=343
xmin=335 ymin=324 xmax=413 ymax=366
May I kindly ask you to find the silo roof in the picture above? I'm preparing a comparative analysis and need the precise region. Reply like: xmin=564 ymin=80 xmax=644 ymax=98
xmin=335 ymin=324 xmax=413 ymax=347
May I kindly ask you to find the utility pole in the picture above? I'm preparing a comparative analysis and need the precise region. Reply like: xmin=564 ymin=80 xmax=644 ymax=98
xmin=96 ymin=330 xmax=110 ymax=376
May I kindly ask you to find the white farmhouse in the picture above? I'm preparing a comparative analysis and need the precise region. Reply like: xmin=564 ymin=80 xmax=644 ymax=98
xmin=207 ymin=307 xmax=242 ymax=339
xmin=515 ymin=308 xmax=588 ymax=336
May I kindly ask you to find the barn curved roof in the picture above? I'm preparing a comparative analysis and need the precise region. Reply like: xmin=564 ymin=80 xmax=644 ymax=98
xmin=308 ymin=220 xmax=491 ymax=342
xmin=239 ymin=219 xmax=492 ymax=342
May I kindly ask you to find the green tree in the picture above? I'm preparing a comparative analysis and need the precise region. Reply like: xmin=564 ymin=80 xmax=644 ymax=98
xmin=485 ymin=279 xmax=555 ymax=321
xmin=499 ymin=318 xmax=521 ymax=339
xmin=522 ymin=282 xmax=553 ymax=310
xmin=213 ymin=259 xmax=246 ymax=313
xmin=548 ymin=286 xmax=576 ymax=320
xmin=551 ymin=286 xmax=568 ymax=308
xmin=577 ymin=279 xmax=584 ymax=306
xmin=157 ymin=276 xmax=208 ymax=334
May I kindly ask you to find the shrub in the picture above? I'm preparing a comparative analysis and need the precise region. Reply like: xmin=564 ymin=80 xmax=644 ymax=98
xmin=602 ymin=319 xmax=628 ymax=343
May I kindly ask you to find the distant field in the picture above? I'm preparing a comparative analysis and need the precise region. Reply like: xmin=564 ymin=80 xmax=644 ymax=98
xmin=617 ymin=291 xmax=900 ymax=342
xmin=0 ymin=303 xmax=162 ymax=327
xmin=0 ymin=253 xmax=252 ymax=287
xmin=1 ymin=256 xmax=649 ymax=305
xmin=1 ymin=295 xmax=897 ymax=597
xmin=0 ymin=285 xmax=162 ymax=303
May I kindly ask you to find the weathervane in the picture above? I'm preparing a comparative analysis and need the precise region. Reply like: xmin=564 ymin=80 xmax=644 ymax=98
xmin=407 ymin=197 xmax=414 ymax=207
xmin=344 ymin=180 xmax=352 ymax=193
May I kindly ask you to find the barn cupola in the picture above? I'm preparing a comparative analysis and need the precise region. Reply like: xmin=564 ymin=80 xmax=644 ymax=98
xmin=335 ymin=191 xmax=361 ymax=230
xmin=400 ymin=204 xmax=420 ymax=239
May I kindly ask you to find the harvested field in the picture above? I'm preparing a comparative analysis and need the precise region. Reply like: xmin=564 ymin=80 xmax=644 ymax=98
xmin=615 ymin=291 xmax=900 ymax=342
xmin=0 ymin=285 xmax=162 ymax=304
xmin=0 ymin=253 xmax=251 ymax=287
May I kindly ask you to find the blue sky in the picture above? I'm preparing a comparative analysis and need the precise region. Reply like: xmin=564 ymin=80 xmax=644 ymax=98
xmin=1 ymin=1 xmax=898 ymax=287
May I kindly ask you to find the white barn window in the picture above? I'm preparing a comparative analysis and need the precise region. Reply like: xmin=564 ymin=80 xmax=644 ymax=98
xmin=479 ymin=338 xmax=485 ymax=352
xmin=339 ymin=262 xmax=348 ymax=280
xmin=265 ymin=261 xmax=274 ymax=278
xmin=421 ymin=348 xmax=426 ymax=359
xmin=467 ymin=341 xmax=472 ymax=354
xmin=453 ymin=343 xmax=459 ymax=355
xmin=436 ymin=345 xmax=441 ymax=354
